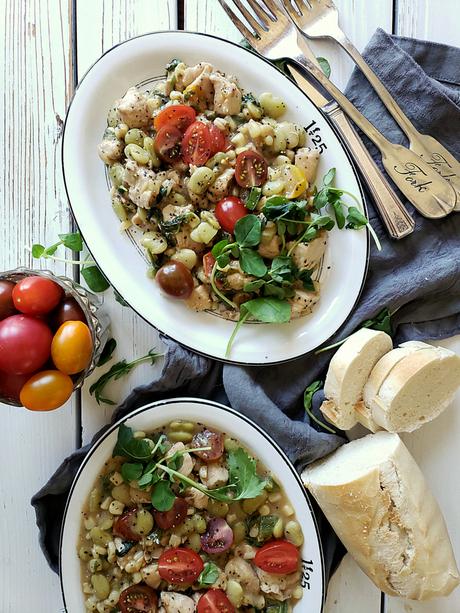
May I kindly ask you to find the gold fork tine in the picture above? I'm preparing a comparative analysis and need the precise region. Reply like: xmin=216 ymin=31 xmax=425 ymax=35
xmin=217 ymin=0 xmax=259 ymax=43
xmin=245 ymin=0 xmax=274 ymax=25
xmin=259 ymin=0 xmax=287 ymax=19
xmin=283 ymin=0 xmax=302 ymax=20
xmin=231 ymin=0 xmax=267 ymax=32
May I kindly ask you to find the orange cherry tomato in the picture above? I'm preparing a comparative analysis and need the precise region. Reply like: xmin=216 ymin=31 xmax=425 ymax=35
xmin=51 ymin=320 xmax=93 ymax=375
xmin=20 ymin=370 xmax=73 ymax=411
xmin=153 ymin=104 xmax=196 ymax=133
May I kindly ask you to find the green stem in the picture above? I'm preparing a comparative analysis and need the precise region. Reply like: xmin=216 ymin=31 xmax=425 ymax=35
xmin=225 ymin=311 xmax=250 ymax=358
xmin=157 ymin=463 xmax=234 ymax=501
xmin=210 ymin=261 xmax=237 ymax=309
xmin=304 ymin=403 xmax=337 ymax=434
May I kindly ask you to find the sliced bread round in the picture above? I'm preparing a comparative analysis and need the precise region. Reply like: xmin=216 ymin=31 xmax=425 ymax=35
xmin=320 ymin=328 xmax=393 ymax=430
xmin=302 ymin=432 xmax=460 ymax=600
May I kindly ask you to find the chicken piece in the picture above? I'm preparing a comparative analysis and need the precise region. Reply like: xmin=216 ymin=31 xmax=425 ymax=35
xmin=224 ymin=557 xmax=264 ymax=609
xmin=256 ymin=568 xmax=302 ymax=601
xmin=178 ymin=62 xmax=213 ymax=89
xmin=210 ymin=72 xmax=242 ymax=116
xmin=129 ymin=486 xmax=151 ymax=504
xmin=161 ymin=204 xmax=193 ymax=222
xmin=117 ymin=87 xmax=151 ymax=128
xmin=166 ymin=442 xmax=194 ymax=476
xmin=175 ymin=226 xmax=205 ymax=252
xmin=226 ymin=272 xmax=251 ymax=291
xmin=184 ymin=486 xmax=209 ymax=509
xmin=186 ymin=284 xmax=212 ymax=311
xmin=294 ymin=147 xmax=320 ymax=183
xmin=258 ymin=234 xmax=280 ymax=260
xmin=98 ymin=138 xmax=123 ymax=164
xmin=160 ymin=592 xmax=195 ymax=613
xmin=141 ymin=563 xmax=161 ymax=589
xmin=200 ymin=462 xmax=229 ymax=489
xmin=205 ymin=168 xmax=235 ymax=203
xmin=290 ymin=231 xmax=327 ymax=270
xmin=233 ymin=542 xmax=257 ymax=560
xmin=123 ymin=160 xmax=158 ymax=209
xmin=289 ymin=288 xmax=319 ymax=319
xmin=182 ymin=63 xmax=214 ymax=111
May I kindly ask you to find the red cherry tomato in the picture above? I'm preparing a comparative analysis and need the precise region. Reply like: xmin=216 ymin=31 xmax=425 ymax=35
xmin=235 ymin=150 xmax=268 ymax=187
xmin=154 ymin=125 xmax=183 ymax=163
xmin=156 ymin=261 xmax=194 ymax=299
xmin=192 ymin=429 xmax=224 ymax=462
xmin=0 ymin=281 xmax=17 ymax=320
xmin=0 ymin=314 xmax=52 ymax=375
xmin=51 ymin=297 xmax=86 ymax=329
xmin=0 ymin=371 xmax=31 ymax=403
xmin=215 ymin=196 xmax=248 ymax=233
xmin=154 ymin=104 xmax=196 ymax=133
xmin=181 ymin=121 xmax=212 ymax=166
xmin=12 ymin=276 xmax=63 ymax=315
xmin=208 ymin=123 xmax=226 ymax=155
xmin=254 ymin=539 xmax=300 ymax=575
xmin=158 ymin=547 xmax=204 ymax=584
xmin=113 ymin=508 xmax=144 ymax=542
xmin=202 ymin=253 xmax=216 ymax=278
xmin=153 ymin=497 xmax=188 ymax=530
xmin=19 ymin=369 xmax=74 ymax=411
xmin=197 ymin=589 xmax=235 ymax=613
xmin=51 ymin=320 xmax=93 ymax=375
xmin=119 ymin=584 xmax=158 ymax=613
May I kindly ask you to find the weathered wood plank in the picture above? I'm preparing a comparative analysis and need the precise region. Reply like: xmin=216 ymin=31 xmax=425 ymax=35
xmin=395 ymin=0 xmax=460 ymax=46
xmin=76 ymin=0 xmax=176 ymax=441
xmin=0 ymin=1 xmax=77 ymax=610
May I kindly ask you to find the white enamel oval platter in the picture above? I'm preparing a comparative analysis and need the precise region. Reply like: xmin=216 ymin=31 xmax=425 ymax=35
xmin=62 ymin=31 xmax=368 ymax=365
xmin=60 ymin=398 xmax=325 ymax=611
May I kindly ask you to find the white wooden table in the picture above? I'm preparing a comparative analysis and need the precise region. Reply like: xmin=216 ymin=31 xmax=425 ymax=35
xmin=0 ymin=1 xmax=459 ymax=611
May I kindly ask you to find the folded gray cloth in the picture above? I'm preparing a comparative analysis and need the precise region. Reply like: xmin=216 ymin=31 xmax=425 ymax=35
xmin=32 ymin=29 xmax=460 ymax=582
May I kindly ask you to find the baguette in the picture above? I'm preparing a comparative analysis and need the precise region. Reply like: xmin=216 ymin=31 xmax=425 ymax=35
xmin=320 ymin=328 xmax=392 ymax=430
xmin=303 ymin=432 xmax=460 ymax=600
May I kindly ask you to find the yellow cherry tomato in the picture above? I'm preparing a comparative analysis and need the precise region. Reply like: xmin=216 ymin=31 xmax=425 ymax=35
xmin=51 ymin=320 xmax=93 ymax=375
xmin=20 ymin=370 xmax=74 ymax=411
xmin=281 ymin=164 xmax=307 ymax=199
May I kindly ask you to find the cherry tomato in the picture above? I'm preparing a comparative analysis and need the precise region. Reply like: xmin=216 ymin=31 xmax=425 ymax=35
xmin=208 ymin=123 xmax=226 ymax=155
xmin=235 ymin=150 xmax=268 ymax=187
xmin=0 ymin=314 xmax=52 ymax=375
xmin=202 ymin=253 xmax=216 ymax=278
xmin=0 ymin=371 xmax=31 ymax=403
xmin=201 ymin=518 xmax=233 ymax=554
xmin=12 ymin=276 xmax=63 ymax=315
xmin=197 ymin=589 xmax=235 ymax=613
xmin=181 ymin=121 xmax=212 ymax=166
xmin=254 ymin=539 xmax=300 ymax=575
xmin=153 ymin=497 xmax=188 ymax=530
xmin=51 ymin=297 xmax=86 ymax=329
xmin=154 ymin=125 xmax=183 ymax=163
xmin=51 ymin=320 xmax=93 ymax=375
xmin=215 ymin=196 xmax=248 ymax=233
xmin=158 ymin=547 xmax=204 ymax=584
xmin=119 ymin=584 xmax=158 ymax=613
xmin=192 ymin=429 xmax=224 ymax=462
xmin=113 ymin=508 xmax=143 ymax=542
xmin=156 ymin=261 xmax=194 ymax=299
xmin=0 ymin=281 xmax=17 ymax=320
xmin=154 ymin=104 xmax=196 ymax=133
xmin=19 ymin=369 xmax=73 ymax=411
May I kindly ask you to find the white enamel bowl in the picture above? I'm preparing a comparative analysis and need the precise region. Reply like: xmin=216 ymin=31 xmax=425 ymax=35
xmin=60 ymin=398 xmax=325 ymax=612
xmin=62 ymin=31 xmax=368 ymax=365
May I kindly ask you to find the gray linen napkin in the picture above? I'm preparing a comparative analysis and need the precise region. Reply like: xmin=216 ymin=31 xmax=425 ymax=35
xmin=32 ymin=29 xmax=460 ymax=579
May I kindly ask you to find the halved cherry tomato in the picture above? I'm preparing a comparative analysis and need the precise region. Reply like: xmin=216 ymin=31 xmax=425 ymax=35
xmin=153 ymin=104 xmax=196 ymax=132
xmin=208 ymin=123 xmax=226 ymax=155
xmin=153 ymin=497 xmax=188 ymax=530
xmin=119 ymin=584 xmax=158 ymax=613
xmin=0 ymin=314 xmax=52 ymax=375
xmin=0 ymin=281 xmax=17 ymax=320
xmin=51 ymin=320 xmax=93 ymax=375
xmin=156 ymin=261 xmax=194 ymax=299
xmin=113 ymin=508 xmax=143 ymax=542
xmin=158 ymin=547 xmax=204 ymax=584
xmin=235 ymin=150 xmax=268 ymax=187
xmin=254 ymin=539 xmax=300 ymax=575
xmin=192 ymin=429 xmax=224 ymax=462
xmin=215 ymin=196 xmax=248 ymax=234
xmin=154 ymin=125 xmax=183 ymax=163
xmin=181 ymin=121 xmax=212 ymax=166
xmin=202 ymin=252 xmax=216 ymax=278
xmin=197 ymin=589 xmax=235 ymax=613
xmin=19 ymin=370 xmax=74 ymax=411
xmin=12 ymin=276 xmax=63 ymax=315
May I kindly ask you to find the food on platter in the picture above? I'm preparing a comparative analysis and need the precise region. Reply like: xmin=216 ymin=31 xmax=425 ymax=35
xmin=303 ymin=432 xmax=460 ymax=600
xmin=78 ymin=421 xmax=304 ymax=611
xmin=320 ymin=332 xmax=460 ymax=433
xmin=0 ymin=274 xmax=93 ymax=411
xmin=98 ymin=59 xmax=368 ymax=343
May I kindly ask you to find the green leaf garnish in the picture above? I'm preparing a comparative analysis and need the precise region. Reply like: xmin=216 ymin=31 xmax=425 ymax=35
xmin=234 ymin=214 xmax=262 ymax=248
xmin=81 ymin=265 xmax=110 ymax=292
xmin=197 ymin=562 xmax=220 ymax=588
xmin=317 ymin=56 xmax=331 ymax=78
xmin=121 ymin=462 xmax=143 ymax=482
xmin=303 ymin=380 xmax=336 ymax=434
xmin=97 ymin=338 xmax=117 ymax=367
xmin=245 ymin=186 xmax=262 ymax=210
xmin=240 ymin=248 xmax=267 ymax=277
xmin=59 ymin=232 xmax=83 ymax=251
xmin=151 ymin=480 xmax=176 ymax=511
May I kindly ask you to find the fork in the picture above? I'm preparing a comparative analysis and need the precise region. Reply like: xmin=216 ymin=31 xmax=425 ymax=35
xmin=284 ymin=0 xmax=460 ymax=211
xmin=217 ymin=0 xmax=456 ymax=219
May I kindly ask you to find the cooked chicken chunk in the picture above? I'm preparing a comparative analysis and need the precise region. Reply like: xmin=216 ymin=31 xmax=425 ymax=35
xmin=141 ymin=563 xmax=161 ymax=589
xmin=289 ymin=288 xmax=319 ymax=319
xmin=175 ymin=226 xmax=205 ymax=252
xmin=258 ymin=234 xmax=280 ymax=259
xmin=98 ymin=138 xmax=123 ymax=164
xmin=117 ymin=87 xmax=151 ymax=128
xmin=233 ymin=542 xmax=258 ymax=560
xmin=160 ymin=592 xmax=195 ymax=613
xmin=182 ymin=63 xmax=214 ymax=111
xmin=210 ymin=72 xmax=242 ymax=116
xmin=185 ymin=486 xmax=209 ymax=509
xmin=294 ymin=147 xmax=320 ymax=183
xmin=166 ymin=442 xmax=194 ymax=476
xmin=256 ymin=568 xmax=302 ymax=601
xmin=186 ymin=284 xmax=212 ymax=311
xmin=123 ymin=160 xmax=158 ymax=209
xmin=226 ymin=272 xmax=251 ymax=291
xmin=224 ymin=557 xmax=264 ymax=609
xmin=200 ymin=462 xmax=229 ymax=489
xmin=206 ymin=168 xmax=235 ymax=202
xmin=161 ymin=204 xmax=193 ymax=222
xmin=290 ymin=231 xmax=327 ymax=270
